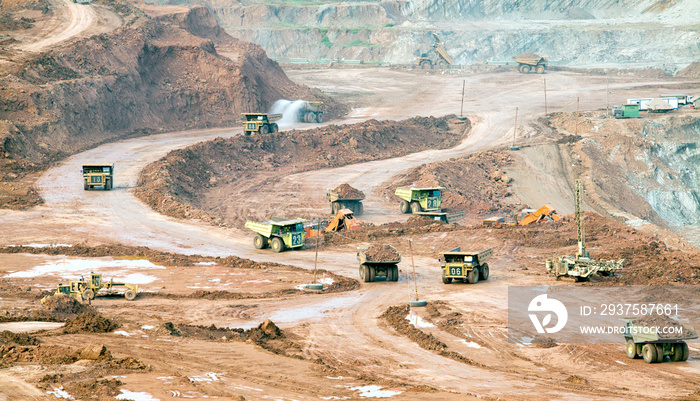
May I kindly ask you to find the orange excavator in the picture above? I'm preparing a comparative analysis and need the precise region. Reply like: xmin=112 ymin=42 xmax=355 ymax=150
xmin=518 ymin=205 xmax=561 ymax=225
xmin=325 ymin=209 xmax=361 ymax=232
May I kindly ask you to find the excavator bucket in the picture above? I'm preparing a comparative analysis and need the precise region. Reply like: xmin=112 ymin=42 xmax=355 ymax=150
xmin=518 ymin=205 xmax=560 ymax=225
xmin=325 ymin=209 xmax=361 ymax=232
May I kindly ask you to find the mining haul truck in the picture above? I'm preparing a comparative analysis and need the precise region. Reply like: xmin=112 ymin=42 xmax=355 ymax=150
xmin=357 ymin=245 xmax=400 ymax=282
xmin=513 ymin=53 xmax=547 ymax=74
xmin=417 ymin=33 xmax=454 ymax=70
xmin=242 ymin=113 xmax=282 ymax=135
xmin=623 ymin=319 xmax=696 ymax=363
xmin=82 ymin=164 xmax=114 ymax=190
xmin=439 ymin=247 xmax=492 ymax=284
xmin=245 ymin=217 xmax=307 ymax=252
xmin=298 ymin=101 xmax=324 ymax=123
xmin=327 ymin=187 xmax=364 ymax=216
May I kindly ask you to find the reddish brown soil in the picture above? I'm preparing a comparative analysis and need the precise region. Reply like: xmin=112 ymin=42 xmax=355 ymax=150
xmin=0 ymin=1 xmax=336 ymax=209
xmin=135 ymin=116 xmax=467 ymax=225
xmin=676 ymin=62 xmax=700 ymax=78
xmin=333 ymin=183 xmax=364 ymax=199
xmin=363 ymin=244 xmax=400 ymax=262
xmin=386 ymin=150 xmax=520 ymax=223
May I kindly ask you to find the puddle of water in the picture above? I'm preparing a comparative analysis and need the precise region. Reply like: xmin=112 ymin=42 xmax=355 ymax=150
xmin=189 ymin=372 xmax=222 ymax=382
xmin=116 ymin=390 xmax=159 ymax=401
xmin=268 ymin=295 xmax=358 ymax=324
xmin=350 ymin=385 xmax=402 ymax=398
xmin=5 ymin=258 xmax=164 ymax=279
xmin=0 ymin=321 xmax=64 ymax=333
xmin=405 ymin=313 xmax=434 ymax=328
xmin=456 ymin=339 xmax=482 ymax=348
xmin=46 ymin=387 xmax=74 ymax=399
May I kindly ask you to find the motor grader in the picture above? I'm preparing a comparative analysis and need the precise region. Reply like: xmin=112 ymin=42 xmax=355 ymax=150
xmin=75 ymin=272 xmax=138 ymax=301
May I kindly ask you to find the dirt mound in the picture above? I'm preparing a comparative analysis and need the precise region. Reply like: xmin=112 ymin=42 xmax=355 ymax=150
xmin=321 ymin=217 xmax=462 ymax=247
xmin=387 ymin=150 xmax=519 ymax=222
xmin=63 ymin=312 xmax=118 ymax=334
xmin=363 ymin=244 xmax=400 ymax=262
xmin=79 ymin=344 xmax=111 ymax=360
xmin=41 ymin=294 xmax=94 ymax=318
xmin=676 ymin=62 xmax=700 ymax=78
xmin=0 ymin=330 xmax=39 ymax=346
xmin=565 ymin=375 xmax=589 ymax=385
xmin=380 ymin=305 xmax=481 ymax=366
xmin=332 ymin=183 xmax=364 ymax=199
xmin=134 ymin=116 xmax=468 ymax=225
xmin=634 ymin=315 xmax=697 ymax=339
xmin=0 ymin=345 xmax=79 ymax=365
xmin=106 ymin=356 xmax=147 ymax=370
xmin=0 ymin=2 xmax=332 ymax=209
xmin=64 ymin=379 xmax=122 ymax=399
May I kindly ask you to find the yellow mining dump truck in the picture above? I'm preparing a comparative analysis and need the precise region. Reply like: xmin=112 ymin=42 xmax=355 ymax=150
xmin=245 ymin=217 xmax=307 ymax=252
xmin=417 ymin=33 xmax=454 ymax=70
xmin=242 ymin=113 xmax=282 ymax=135
xmin=82 ymin=164 xmax=114 ymax=190
xmin=357 ymin=244 xmax=401 ymax=282
xmin=327 ymin=185 xmax=365 ymax=215
xmin=76 ymin=272 xmax=138 ymax=301
xmin=298 ymin=101 xmax=324 ymax=123
xmin=513 ymin=53 xmax=547 ymax=74
xmin=623 ymin=319 xmax=696 ymax=363
xmin=439 ymin=247 xmax=492 ymax=284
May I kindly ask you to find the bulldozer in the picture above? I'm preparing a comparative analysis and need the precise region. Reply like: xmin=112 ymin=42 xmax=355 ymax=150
xmin=75 ymin=272 xmax=139 ymax=301
xmin=417 ymin=33 xmax=454 ymax=70
xmin=325 ymin=209 xmax=361 ymax=232
xmin=545 ymin=180 xmax=624 ymax=281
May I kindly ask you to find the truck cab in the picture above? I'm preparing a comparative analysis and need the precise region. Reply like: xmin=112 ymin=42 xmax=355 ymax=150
xmin=82 ymin=164 xmax=114 ymax=190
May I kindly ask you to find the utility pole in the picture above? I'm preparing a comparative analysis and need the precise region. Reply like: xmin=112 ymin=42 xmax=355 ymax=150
xmin=543 ymin=78 xmax=547 ymax=115
xmin=606 ymin=71 xmax=610 ymax=116
xmin=513 ymin=107 xmax=518 ymax=147
xmin=460 ymin=79 xmax=465 ymax=118
xmin=575 ymin=97 xmax=580 ymax=136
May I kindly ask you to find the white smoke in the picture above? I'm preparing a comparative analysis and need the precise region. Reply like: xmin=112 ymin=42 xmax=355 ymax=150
xmin=270 ymin=99 xmax=307 ymax=128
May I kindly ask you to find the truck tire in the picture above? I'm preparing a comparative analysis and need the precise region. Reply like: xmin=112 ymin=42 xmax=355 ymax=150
xmin=358 ymin=203 xmax=364 ymax=216
xmin=437 ymin=60 xmax=447 ymax=70
xmin=385 ymin=266 xmax=393 ymax=282
xmin=518 ymin=64 xmax=531 ymax=73
xmin=307 ymin=113 xmax=316 ymax=123
xmin=316 ymin=113 xmax=324 ymax=123
xmin=271 ymin=123 xmax=279 ymax=133
xmin=655 ymin=344 xmax=665 ymax=362
xmin=244 ymin=131 xmax=251 ymax=136
xmin=467 ymin=268 xmax=479 ymax=284
xmin=442 ymin=270 xmax=452 ymax=284
xmin=369 ymin=265 xmax=376 ymax=282
xmin=82 ymin=289 xmax=95 ymax=300
xmin=271 ymin=237 xmax=285 ymax=253
xmin=672 ymin=343 xmax=684 ymax=362
xmin=480 ymin=263 xmax=489 ymax=281
xmin=361 ymin=264 xmax=371 ymax=282
xmin=331 ymin=202 xmax=340 ymax=214
xmin=626 ymin=339 xmax=640 ymax=359
xmin=260 ymin=125 xmax=270 ymax=135
xmin=681 ymin=342 xmax=689 ymax=361
xmin=536 ymin=64 xmax=546 ymax=74
xmin=410 ymin=202 xmax=421 ymax=213
xmin=105 ymin=180 xmax=112 ymax=190
xmin=642 ymin=343 xmax=657 ymax=363
xmin=392 ymin=265 xmax=399 ymax=281
xmin=84 ymin=181 xmax=88 ymax=190
xmin=400 ymin=200 xmax=410 ymax=214
xmin=254 ymin=234 xmax=268 ymax=249
xmin=420 ymin=60 xmax=431 ymax=69
xmin=124 ymin=289 xmax=137 ymax=301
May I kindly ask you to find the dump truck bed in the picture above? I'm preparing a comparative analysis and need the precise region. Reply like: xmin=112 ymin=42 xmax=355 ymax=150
xmin=440 ymin=247 xmax=493 ymax=264
xmin=623 ymin=320 xmax=698 ymax=342
xmin=357 ymin=246 xmax=401 ymax=264
xmin=327 ymin=190 xmax=364 ymax=202
xmin=395 ymin=187 xmax=445 ymax=201
xmin=241 ymin=113 xmax=283 ymax=123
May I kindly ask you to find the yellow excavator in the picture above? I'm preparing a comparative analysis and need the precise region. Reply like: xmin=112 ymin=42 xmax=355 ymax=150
xmin=325 ymin=209 xmax=361 ymax=232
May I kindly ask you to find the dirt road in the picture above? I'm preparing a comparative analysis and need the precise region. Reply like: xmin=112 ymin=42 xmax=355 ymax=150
xmin=18 ymin=0 xmax=96 ymax=53
xmin=2 ymin=68 xmax=699 ymax=400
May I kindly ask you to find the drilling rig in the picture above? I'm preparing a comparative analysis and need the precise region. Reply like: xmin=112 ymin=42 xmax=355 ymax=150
xmin=545 ymin=180 xmax=624 ymax=281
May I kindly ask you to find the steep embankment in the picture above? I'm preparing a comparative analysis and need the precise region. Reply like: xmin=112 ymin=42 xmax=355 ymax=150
xmin=0 ymin=1 xmax=337 ymax=208
xmin=152 ymin=0 xmax=700 ymax=69
xmin=133 ymin=116 xmax=468 ymax=225
xmin=547 ymin=111 xmax=700 ymax=246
